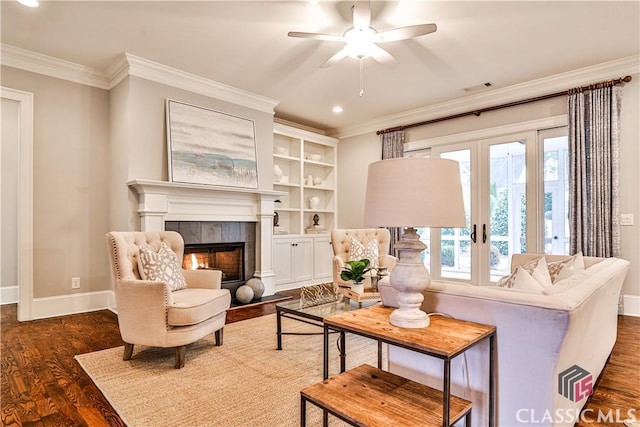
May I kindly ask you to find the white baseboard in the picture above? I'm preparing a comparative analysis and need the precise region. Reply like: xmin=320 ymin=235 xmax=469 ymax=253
xmin=31 ymin=290 xmax=116 ymax=320
xmin=0 ymin=286 xmax=19 ymax=305
xmin=623 ymin=294 xmax=640 ymax=317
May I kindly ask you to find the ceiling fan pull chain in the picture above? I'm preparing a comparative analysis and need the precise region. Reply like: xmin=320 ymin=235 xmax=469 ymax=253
xmin=359 ymin=57 xmax=364 ymax=97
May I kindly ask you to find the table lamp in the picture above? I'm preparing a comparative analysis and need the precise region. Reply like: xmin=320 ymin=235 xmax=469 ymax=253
xmin=363 ymin=157 xmax=466 ymax=328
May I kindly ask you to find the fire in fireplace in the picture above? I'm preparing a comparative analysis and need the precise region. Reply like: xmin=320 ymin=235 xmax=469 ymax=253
xmin=182 ymin=243 xmax=245 ymax=289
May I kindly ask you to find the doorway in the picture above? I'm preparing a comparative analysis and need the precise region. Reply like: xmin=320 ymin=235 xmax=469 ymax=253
xmin=1 ymin=87 xmax=34 ymax=321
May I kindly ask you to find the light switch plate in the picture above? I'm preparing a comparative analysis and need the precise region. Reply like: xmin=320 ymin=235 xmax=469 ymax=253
xmin=620 ymin=214 xmax=634 ymax=226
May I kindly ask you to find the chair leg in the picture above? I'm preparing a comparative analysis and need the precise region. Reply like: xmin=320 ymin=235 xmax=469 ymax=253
xmin=123 ymin=343 xmax=134 ymax=361
xmin=175 ymin=346 xmax=186 ymax=369
xmin=215 ymin=328 xmax=224 ymax=346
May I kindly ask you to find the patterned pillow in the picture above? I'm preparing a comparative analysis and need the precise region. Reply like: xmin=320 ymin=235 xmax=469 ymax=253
xmin=137 ymin=241 xmax=187 ymax=292
xmin=348 ymin=238 xmax=379 ymax=268
xmin=548 ymin=252 xmax=584 ymax=283
xmin=497 ymin=256 xmax=552 ymax=289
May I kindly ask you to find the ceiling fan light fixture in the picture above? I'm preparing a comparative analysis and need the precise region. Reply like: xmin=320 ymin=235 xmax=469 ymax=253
xmin=343 ymin=27 xmax=377 ymax=59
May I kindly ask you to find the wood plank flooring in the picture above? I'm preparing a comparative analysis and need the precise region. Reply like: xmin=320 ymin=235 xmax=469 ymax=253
xmin=1 ymin=295 xmax=638 ymax=426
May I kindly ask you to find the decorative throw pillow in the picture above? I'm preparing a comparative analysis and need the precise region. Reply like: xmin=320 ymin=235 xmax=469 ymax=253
xmin=548 ymin=252 xmax=585 ymax=283
xmin=348 ymin=238 xmax=379 ymax=268
xmin=497 ymin=256 xmax=552 ymax=289
xmin=138 ymin=241 xmax=187 ymax=292
xmin=509 ymin=266 xmax=547 ymax=294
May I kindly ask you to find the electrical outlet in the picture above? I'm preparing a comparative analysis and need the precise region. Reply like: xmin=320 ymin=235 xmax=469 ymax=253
xmin=71 ymin=277 xmax=81 ymax=289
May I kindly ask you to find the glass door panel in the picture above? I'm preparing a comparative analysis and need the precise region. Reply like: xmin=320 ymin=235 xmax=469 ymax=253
xmin=487 ymin=141 xmax=527 ymax=281
xmin=439 ymin=149 xmax=472 ymax=281
xmin=541 ymin=130 xmax=569 ymax=254
xmin=413 ymin=148 xmax=472 ymax=282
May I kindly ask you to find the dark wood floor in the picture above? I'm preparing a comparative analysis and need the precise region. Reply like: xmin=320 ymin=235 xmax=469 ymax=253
xmin=1 ymin=295 xmax=638 ymax=427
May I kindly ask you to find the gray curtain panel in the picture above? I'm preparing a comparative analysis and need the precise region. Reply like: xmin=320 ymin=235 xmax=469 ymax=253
xmin=380 ymin=130 xmax=405 ymax=255
xmin=568 ymin=85 xmax=623 ymax=258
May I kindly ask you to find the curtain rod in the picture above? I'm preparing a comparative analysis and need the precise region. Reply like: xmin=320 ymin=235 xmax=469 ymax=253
xmin=376 ymin=75 xmax=633 ymax=135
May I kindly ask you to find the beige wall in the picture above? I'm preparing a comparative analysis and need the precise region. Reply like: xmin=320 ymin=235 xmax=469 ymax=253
xmin=1 ymin=66 xmax=111 ymax=298
xmin=111 ymin=76 xmax=275 ymax=231
xmin=1 ymin=66 xmax=275 ymax=301
xmin=337 ymin=77 xmax=640 ymax=300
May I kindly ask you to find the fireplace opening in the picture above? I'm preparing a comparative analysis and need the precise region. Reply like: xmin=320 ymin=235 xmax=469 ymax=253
xmin=183 ymin=243 xmax=245 ymax=292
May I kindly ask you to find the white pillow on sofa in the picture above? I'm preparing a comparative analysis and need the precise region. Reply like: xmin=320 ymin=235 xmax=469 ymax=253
xmin=498 ymin=256 xmax=552 ymax=290
xmin=508 ymin=267 xmax=547 ymax=293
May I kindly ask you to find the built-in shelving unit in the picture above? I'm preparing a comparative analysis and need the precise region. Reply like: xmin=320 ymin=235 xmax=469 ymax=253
xmin=272 ymin=123 xmax=338 ymax=289
xmin=272 ymin=123 xmax=337 ymax=236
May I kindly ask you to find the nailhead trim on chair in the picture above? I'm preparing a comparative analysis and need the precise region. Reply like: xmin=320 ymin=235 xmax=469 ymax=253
xmin=106 ymin=233 xmax=123 ymax=280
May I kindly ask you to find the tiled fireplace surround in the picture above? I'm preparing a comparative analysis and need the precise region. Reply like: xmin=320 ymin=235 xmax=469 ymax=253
xmin=165 ymin=220 xmax=255 ymax=296
xmin=128 ymin=179 xmax=284 ymax=297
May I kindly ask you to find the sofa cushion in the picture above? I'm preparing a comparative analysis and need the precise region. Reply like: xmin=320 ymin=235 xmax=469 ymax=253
xmin=348 ymin=238 xmax=379 ymax=268
xmin=138 ymin=241 xmax=187 ymax=291
xmin=168 ymin=288 xmax=231 ymax=326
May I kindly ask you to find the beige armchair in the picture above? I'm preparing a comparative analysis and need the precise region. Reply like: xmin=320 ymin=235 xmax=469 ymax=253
xmin=106 ymin=231 xmax=231 ymax=369
xmin=330 ymin=228 xmax=397 ymax=288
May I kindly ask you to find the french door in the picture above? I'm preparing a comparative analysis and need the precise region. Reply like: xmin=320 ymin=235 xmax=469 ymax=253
xmin=415 ymin=130 xmax=557 ymax=285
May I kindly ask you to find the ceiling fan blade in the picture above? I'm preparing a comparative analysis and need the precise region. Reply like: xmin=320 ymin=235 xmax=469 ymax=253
xmin=288 ymin=32 xmax=345 ymax=42
xmin=352 ymin=1 xmax=371 ymax=31
xmin=320 ymin=49 xmax=348 ymax=68
xmin=369 ymin=44 xmax=397 ymax=66
xmin=374 ymin=23 xmax=437 ymax=43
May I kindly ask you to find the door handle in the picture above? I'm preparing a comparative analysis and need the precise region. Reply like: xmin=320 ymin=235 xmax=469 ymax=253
xmin=482 ymin=224 xmax=487 ymax=243
xmin=471 ymin=224 xmax=477 ymax=243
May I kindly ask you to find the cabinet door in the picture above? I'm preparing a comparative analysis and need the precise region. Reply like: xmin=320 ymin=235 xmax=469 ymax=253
xmin=293 ymin=238 xmax=314 ymax=281
xmin=273 ymin=238 xmax=294 ymax=285
xmin=313 ymin=236 xmax=333 ymax=279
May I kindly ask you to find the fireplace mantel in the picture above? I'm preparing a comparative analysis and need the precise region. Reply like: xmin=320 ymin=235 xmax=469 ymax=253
xmin=127 ymin=179 xmax=286 ymax=297
xmin=128 ymin=179 xmax=285 ymax=226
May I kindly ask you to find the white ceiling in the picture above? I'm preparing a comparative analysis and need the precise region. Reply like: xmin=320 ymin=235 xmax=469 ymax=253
xmin=2 ymin=1 xmax=639 ymax=133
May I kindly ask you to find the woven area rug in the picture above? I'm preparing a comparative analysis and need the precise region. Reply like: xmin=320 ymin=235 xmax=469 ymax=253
xmin=75 ymin=313 xmax=383 ymax=426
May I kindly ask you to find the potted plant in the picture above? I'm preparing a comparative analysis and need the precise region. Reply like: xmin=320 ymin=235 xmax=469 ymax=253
xmin=340 ymin=259 xmax=371 ymax=294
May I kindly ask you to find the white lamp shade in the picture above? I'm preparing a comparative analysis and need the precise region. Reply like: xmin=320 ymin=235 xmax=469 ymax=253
xmin=363 ymin=157 xmax=466 ymax=228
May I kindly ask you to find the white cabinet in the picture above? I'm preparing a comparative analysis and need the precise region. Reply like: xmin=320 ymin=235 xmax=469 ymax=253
xmin=273 ymin=123 xmax=337 ymax=235
xmin=313 ymin=236 xmax=334 ymax=279
xmin=273 ymin=235 xmax=334 ymax=289
xmin=273 ymin=237 xmax=314 ymax=286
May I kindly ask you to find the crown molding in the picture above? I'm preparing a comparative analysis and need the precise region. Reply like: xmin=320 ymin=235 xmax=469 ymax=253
xmin=114 ymin=53 xmax=279 ymax=114
xmin=274 ymin=117 xmax=327 ymax=136
xmin=1 ymin=44 xmax=111 ymax=89
xmin=1 ymin=45 xmax=279 ymax=114
xmin=331 ymin=54 xmax=640 ymax=139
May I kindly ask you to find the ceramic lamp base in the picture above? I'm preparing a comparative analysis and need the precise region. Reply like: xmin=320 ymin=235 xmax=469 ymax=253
xmin=388 ymin=227 xmax=432 ymax=329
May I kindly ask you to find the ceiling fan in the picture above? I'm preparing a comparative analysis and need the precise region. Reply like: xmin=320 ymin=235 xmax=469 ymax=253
xmin=288 ymin=1 xmax=437 ymax=95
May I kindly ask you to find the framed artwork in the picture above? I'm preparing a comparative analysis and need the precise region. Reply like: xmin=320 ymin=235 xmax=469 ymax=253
xmin=166 ymin=99 xmax=258 ymax=188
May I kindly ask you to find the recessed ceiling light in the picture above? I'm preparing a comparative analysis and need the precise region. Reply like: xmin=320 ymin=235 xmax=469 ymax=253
xmin=332 ymin=106 xmax=343 ymax=113
xmin=17 ymin=0 xmax=39 ymax=7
